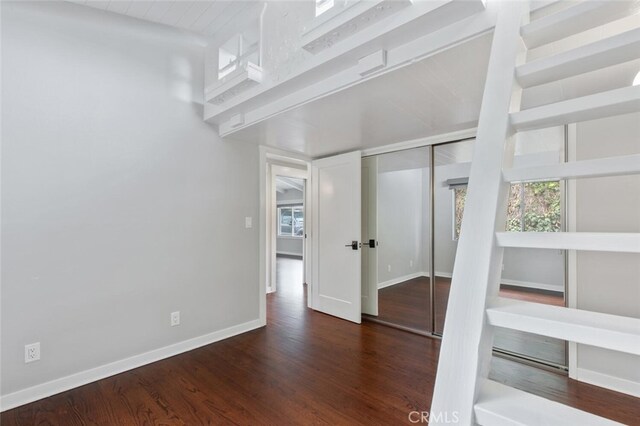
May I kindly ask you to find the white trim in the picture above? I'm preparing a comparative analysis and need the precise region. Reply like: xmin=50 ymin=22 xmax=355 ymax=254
xmin=260 ymin=146 xmax=312 ymax=321
xmin=276 ymin=199 xmax=304 ymax=205
xmin=362 ymin=128 xmax=476 ymax=157
xmin=566 ymin=123 xmax=578 ymax=379
xmin=575 ymin=368 xmax=640 ymax=398
xmin=500 ymin=278 xmax=563 ymax=293
xmin=0 ymin=319 xmax=263 ymax=412
xmin=377 ymin=272 xmax=428 ymax=289
xmin=435 ymin=271 xmax=453 ymax=279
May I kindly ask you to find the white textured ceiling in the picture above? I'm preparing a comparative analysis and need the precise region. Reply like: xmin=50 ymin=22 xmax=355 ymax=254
xmin=67 ymin=1 xmax=640 ymax=160
xmin=66 ymin=0 xmax=257 ymax=37
xmin=276 ymin=176 xmax=304 ymax=193
xmin=228 ymin=32 xmax=493 ymax=158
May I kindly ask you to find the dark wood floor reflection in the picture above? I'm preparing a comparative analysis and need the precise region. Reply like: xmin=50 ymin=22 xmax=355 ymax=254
xmin=375 ymin=276 xmax=432 ymax=330
xmin=373 ymin=276 xmax=566 ymax=364
xmin=3 ymin=260 xmax=638 ymax=425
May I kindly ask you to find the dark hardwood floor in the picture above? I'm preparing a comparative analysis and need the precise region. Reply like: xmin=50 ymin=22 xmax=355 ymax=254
xmin=375 ymin=276 xmax=432 ymax=330
xmin=3 ymin=259 xmax=639 ymax=425
xmin=374 ymin=276 xmax=566 ymax=365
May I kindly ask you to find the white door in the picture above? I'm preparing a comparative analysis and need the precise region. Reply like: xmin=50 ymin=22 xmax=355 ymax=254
xmin=312 ymin=151 xmax=362 ymax=323
xmin=361 ymin=156 xmax=378 ymax=316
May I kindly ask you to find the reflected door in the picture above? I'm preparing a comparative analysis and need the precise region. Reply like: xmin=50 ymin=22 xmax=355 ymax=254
xmin=373 ymin=147 xmax=431 ymax=332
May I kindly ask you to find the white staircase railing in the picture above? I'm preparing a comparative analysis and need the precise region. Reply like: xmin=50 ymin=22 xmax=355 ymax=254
xmin=430 ymin=1 xmax=640 ymax=424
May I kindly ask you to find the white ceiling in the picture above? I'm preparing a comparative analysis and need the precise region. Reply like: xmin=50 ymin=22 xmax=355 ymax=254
xmin=66 ymin=0 xmax=257 ymax=38
xmin=276 ymin=176 xmax=304 ymax=193
xmin=228 ymin=32 xmax=493 ymax=158
xmin=226 ymin=10 xmax=640 ymax=160
xmin=67 ymin=1 xmax=640 ymax=161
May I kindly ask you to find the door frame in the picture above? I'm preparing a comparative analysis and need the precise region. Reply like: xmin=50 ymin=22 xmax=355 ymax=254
xmin=259 ymin=146 xmax=312 ymax=326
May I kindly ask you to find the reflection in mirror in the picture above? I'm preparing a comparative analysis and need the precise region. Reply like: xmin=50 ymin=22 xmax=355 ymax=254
xmin=433 ymin=130 xmax=567 ymax=367
xmin=362 ymin=146 xmax=431 ymax=332
xmin=494 ymin=127 xmax=566 ymax=366
xmin=433 ymin=139 xmax=474 ymax=335
xmin=363 ymin=130 xmax=570 ymax=368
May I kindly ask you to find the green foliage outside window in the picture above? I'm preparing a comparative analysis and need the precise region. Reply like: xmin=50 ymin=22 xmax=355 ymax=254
xmin=454 ymin=181 xmax=561 ymax=239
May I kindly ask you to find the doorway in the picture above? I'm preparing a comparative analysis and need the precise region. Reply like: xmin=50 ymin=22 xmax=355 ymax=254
xmin=269 ymin=164 xmax=309 ymax=293
xmin=274 ymin=176 xmax=306 ymax=299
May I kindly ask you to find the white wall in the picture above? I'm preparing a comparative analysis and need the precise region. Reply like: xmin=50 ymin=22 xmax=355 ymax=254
xmin=377 ymin=168 xmax=429 ymax=286
xmin=276 ymin=188 xmax=304 ymax=256
xmin=1 ymin=1 xmax=259 ymax=403
xmin=574 ymin=112 xmax=640 ymax=396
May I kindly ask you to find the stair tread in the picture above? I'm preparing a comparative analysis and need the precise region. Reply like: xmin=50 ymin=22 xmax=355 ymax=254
xmin=487 ymin=297 xmax=640 ymax=356
xmin=475 ymin=380 xmax=623 ymax=426
xmin=521 ymin=1 xmax=640 ymax=49
xmin=495 ymin=231 xmax=640 ymax=253
xmin=510 ymin=85 xmax=640 ymax=131
xmin=517 ymin=27 xmax=640 ymax=88
xmin=503 ymin=153 xmax=640 ymax=182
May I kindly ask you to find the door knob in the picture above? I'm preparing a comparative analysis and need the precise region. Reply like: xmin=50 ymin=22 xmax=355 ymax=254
xmin=345 ymin=241 xmax=358 ymax=250
xmin=359 ymin=239 xmax=376 ymax=248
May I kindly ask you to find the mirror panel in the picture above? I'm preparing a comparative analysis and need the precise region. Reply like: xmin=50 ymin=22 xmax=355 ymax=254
xmin=364 ymin=146 xmax=431 ymax=332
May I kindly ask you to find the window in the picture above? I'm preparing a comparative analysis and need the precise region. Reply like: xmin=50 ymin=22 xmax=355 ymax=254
xmin=315 ymin=0 xmax=335 ymax=17
xmin=453 ymin=181 xmax=561 ymax=240
xmin=453 ymin=186 xmax=467 ymax=240
xmin=278 ymin=205 xmax=304 ymax=237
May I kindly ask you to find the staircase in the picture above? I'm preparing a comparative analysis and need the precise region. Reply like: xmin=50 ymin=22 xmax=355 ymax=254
xmin=430 ymin=1 xmax=640 ymax=425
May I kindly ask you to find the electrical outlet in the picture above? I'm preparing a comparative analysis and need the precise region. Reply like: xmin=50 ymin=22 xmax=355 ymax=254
xmin=25 ymin=342 xmax=40 ymax=363
xmin=245 ymin=216 xmax=252 ymax=229
xmin=171 ymin=311 xmax=180 ymax=327
xmin=387 ymin=265 xmax=391 ymax=272
xmin=409 ymin=260 xmax=413 ymax=268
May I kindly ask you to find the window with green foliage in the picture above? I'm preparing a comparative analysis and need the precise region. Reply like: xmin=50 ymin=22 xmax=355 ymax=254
xmin=454 ymin=181 xmax=561 ymax=240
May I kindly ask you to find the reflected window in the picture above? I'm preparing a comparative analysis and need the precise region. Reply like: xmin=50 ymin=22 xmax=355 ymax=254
xmin=453 ymin=180 xmax=561 ymax=239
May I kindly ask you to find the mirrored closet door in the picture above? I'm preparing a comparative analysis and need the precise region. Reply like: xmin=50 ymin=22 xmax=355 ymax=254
xmin=363 ymin=130 xmax=567 ymax=368
xmin=362 ymin=146 xmax=431 ymax=333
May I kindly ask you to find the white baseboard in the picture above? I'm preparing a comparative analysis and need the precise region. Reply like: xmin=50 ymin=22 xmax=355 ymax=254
xmin=575 ymin=368 xmax=640 ymax=398
xmin=417 ymin=271 xmax=453 ymax=278
xmin=376 ymin=271 xmax=560 ymax=293
xmin=500 ymin=278 xmax=563 ymax=293
xmin=378 ymin=272 xmax=428 ymax=289
xmin=0 ymin=318 xmax=264 ymax=412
